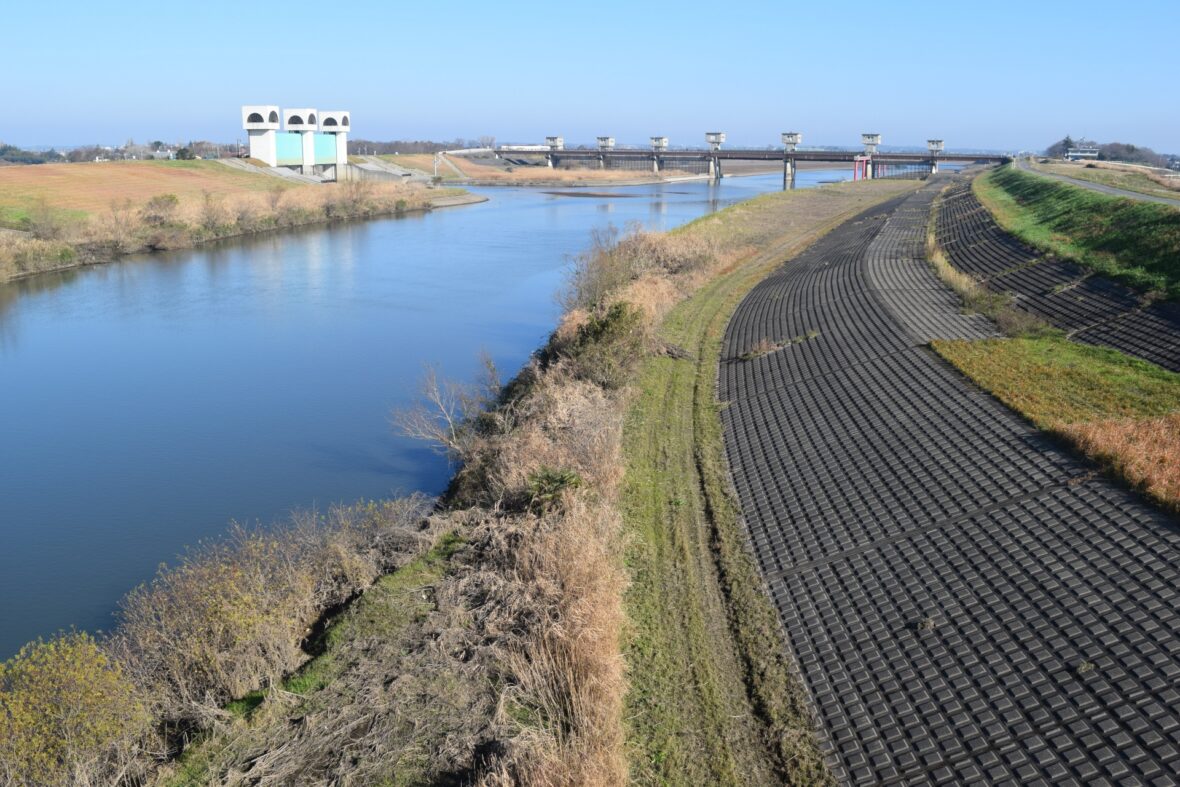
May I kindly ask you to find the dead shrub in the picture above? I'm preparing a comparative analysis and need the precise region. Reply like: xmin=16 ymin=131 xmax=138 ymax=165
xmin=465 ymin=498 xmax=628 ymax=786
xmin=139 ymin=193 xmax=179 ymax=227
xmin=92 ymin=199 xmax=138 ymax=255
xmin=491 ymin=370 xmax=622 ymax=500
xmin=561 ymin=224 xmax=717 ymax=312
xmin=994 ymin=306 xmax=1059 ymax=338
xmin=199 ymin=190 xmax=228 ymax=233
xmin=108 ymin=498 xmax=430 ymax=730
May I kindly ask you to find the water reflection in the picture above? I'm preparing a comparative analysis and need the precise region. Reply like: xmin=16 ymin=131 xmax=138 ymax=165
xmin=0 ymin=171 xmax=840 ymax=657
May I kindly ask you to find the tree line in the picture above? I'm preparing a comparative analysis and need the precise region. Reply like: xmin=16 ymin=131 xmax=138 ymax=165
xmin=1045 ymin=135 xmax=1171 ymax=167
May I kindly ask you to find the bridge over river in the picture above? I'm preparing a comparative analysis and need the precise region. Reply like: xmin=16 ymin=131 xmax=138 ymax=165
xmin=495 ymin=132 xmax=1010 ymax=186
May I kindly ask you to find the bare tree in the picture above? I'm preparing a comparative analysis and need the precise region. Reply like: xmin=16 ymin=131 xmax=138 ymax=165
xmin=393 ymin=355 xmax=509 ymax=464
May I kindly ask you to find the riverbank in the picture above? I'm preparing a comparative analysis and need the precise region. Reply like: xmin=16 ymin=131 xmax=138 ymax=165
xmin=0 ymin=177 xmax=922 ymax=785
xmin=0 ymin=159 xmax=484 ymax=283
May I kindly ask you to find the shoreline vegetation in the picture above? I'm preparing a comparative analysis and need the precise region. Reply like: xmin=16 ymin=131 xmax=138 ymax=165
xmin=0 ymin=177 xmax=920 ymax=785
xmin=0 ymin=159 xmax=482 ymax=285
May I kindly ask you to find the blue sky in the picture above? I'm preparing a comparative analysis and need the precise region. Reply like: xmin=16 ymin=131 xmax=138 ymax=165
xmin=4 ymin=0 xmax=1177 ymax=152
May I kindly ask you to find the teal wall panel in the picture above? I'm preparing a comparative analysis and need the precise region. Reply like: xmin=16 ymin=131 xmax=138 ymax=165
xmin=314 ymin=133 xmax=336 ymax=165
xmin=275 ymin=133 xmax=302 ymax=166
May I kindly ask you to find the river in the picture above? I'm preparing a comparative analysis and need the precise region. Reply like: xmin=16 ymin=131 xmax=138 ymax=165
xmin=0 ymin=170 xmax=846 ymax=658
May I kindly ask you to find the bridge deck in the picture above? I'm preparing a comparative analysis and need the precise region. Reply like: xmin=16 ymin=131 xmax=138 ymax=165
xmin=494 ymin=148 xmax=1004 ymax=164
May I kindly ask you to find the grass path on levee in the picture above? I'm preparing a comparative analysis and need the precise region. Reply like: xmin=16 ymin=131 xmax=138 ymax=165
xmin=621 ymin=181 xmax=919 ymax=785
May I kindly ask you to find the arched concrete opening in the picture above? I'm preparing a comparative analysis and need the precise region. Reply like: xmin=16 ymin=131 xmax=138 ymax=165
xmin=342 ymin=117 xmax=349 ymax=126
xmin=247 ymin=112 xmax=264 ymax=123
xmin=268 ymin=110 xmax=278 ymax=123
xmin=323 ymin=118 xmax=338 ymax=127
xmin=289 ymin=115 xmax=304 ymax=125
xmin=308 ymin=113 xmax=316 ymax=124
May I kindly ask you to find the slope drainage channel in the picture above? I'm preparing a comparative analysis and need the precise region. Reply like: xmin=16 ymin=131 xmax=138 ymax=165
xmin=719 ymin=179 xmax=1180 ymax=785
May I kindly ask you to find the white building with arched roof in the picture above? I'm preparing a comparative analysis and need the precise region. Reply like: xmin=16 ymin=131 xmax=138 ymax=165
xmin=242 ymin=105 xmax=350 ymax=179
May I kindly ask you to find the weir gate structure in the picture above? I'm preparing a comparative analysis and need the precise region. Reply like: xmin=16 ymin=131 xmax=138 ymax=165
xmin=241 ymin=105 xmax=351 ymax=179
xmin=494 ymin=133 xmax=1009 ymax=187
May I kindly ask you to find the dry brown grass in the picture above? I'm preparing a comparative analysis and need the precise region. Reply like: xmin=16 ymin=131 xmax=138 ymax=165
xmin=934 ymin=336 xmax=1180 ymax=514
xmin=1062 ymin=414 xmax=1180 ymax=511
xmin=1036 ymin=159 xmax=1180 ymax=196
xmin=0 ymin=173 xmax=456 ymax=282
xmin=0 ymin=161 xmax=278 ymax=216
xmin=380 ymin=153 xmax=448 ymax=176
xmin=926 ymin=193 xmax=1058 ymax=337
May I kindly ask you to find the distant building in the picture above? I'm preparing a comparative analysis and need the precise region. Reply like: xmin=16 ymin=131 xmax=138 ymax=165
xmin=241 ymin=105 xmax=350 ymax=179
xmin=1065 ymin=146 xmax=1100 ymax=161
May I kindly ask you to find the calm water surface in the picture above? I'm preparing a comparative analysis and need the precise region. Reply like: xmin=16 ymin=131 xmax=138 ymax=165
xmin=0 ymin=170 xmax=845 ymax=657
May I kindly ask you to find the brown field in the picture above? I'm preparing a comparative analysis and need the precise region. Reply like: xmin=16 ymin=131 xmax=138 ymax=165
xmin=379 ymin=153 xmax=444 ymax=173
xmin=0 ymin=160 xmax=286 ymax=220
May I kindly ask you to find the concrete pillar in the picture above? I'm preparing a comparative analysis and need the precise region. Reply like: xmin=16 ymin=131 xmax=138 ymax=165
xmin=865 ymin=159 xmax=874 ymax=180
xmin=653 ymin=155 xmax=660 ymax=174
xmin=599 ymin=154 xmax=606 ymax=170
xmin=335 ymin=132 xmax=348 ymax=167
xmin=709 ymin=155 xmax=722 ymax=180
xmin=301 ymin=131 xmax=315 ymax=175
xmin=247 ymin=129 xmax=277 ymax=166
xmin=546 ymin=154 xmax=554 ymax=169
xmin=929 ymin=159 xmax=939 ymax=175
xmin=783 ymin=157 xmax=795 ymax=190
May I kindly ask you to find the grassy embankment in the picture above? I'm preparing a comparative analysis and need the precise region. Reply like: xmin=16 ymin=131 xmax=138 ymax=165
xmin=620 ymin=180 xmax=919 ymax=784
xmin=975 ymin=164 xmax=1180 ymax=298
xmin=1028 ymin=159 xmax=1180 ymax=201
xmin=934 ymin=338 xmax=1180 ymax=512
xmin=0 ymin=177 xmax=918 ymax=786
xmin=0 ymin=159 xmax=472 ymax=282
xmin=927 ymin=170 xmax=1180 ymax=514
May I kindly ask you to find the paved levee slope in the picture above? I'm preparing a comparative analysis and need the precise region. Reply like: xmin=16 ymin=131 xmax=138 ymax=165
xmin=936 ymin=176 xmax=1180 ymax=372
xmin=719 ymin=179 xmax=1180 ymax=785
